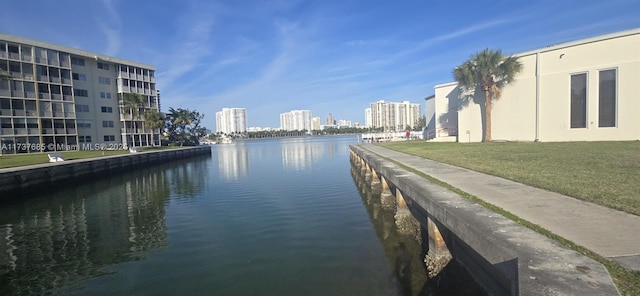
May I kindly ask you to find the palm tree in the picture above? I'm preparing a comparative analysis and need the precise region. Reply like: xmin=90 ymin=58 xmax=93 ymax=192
xmin=453 ymin=49 xmax=522 ymax=142
xmin=144 ymin=109 xmax=165 ymax=146
xmin=121 ymin=93 xmax=145 ymax=148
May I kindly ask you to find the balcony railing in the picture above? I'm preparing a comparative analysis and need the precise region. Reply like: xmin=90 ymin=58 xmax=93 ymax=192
xmin=40 ymin=111 xmax=53 ymax=117
xmin=14 ymin=128 xmax=27 ymax=135
xmin=13 ymin=110 xmax=25 ymax=116
xmin=26 ymin=110 xmax=38 ymax=117
xmin=121 ymin=128 xmax=153 ymax=134
xmin=49 ymin=77 xmax=61 ymax=83
xmin=0 ymin=109 xmax=10 ymax=115
xmin=28 ymin=128 xmax=39 ymax=134
xmin=8 ymin=52 xmax=20 ymax=60
xmin=0 ymin=128 xmax=13 ymax=135
xmin=63 ymin=95 xmax=73 ymax=101
xmin=39 ymin=93 xmax=50 ymax=100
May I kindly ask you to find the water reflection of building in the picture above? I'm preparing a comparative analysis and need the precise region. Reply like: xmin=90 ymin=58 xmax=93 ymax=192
xmin=281 ymin=139 xmax=323 ymax=170
xmin=165 ymin=155 xmax=209 ymax=197
xmin=0 ymin=168 xmax=170 ymax=295
xmin=217 ymin=143 xmax=248 ymax=181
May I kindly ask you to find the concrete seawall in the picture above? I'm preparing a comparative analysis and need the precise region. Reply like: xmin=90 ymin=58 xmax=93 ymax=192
xmin=0 ymin=146 xmax=212 ymax=195
xmin=350 ymin=145 xmax=619 ymax=296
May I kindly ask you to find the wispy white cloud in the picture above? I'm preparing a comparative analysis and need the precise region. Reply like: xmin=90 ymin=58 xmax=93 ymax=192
xmin=97 ymin=0 xmax=122 ymax=56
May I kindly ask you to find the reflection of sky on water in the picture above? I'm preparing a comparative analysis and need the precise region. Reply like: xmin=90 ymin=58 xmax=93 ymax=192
xmin=281 ymin=138 xmax=324 ymax=171
xmin=216 ymin=143 xmax=249 ymax=181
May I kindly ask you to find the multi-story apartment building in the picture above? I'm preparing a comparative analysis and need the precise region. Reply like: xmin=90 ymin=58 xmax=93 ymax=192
xmin=215 ymin=108 xmax=247 ymax=134
xmin=369 ymin=100 xmax=421 ymax=131
xmin=364 ymin=108 xmax=372 ymax=128
xmin=279 ymin=110 xmax=311 ymax=131
xmin=325 ymin=113 xmax=334 ymax=126
xmin=337 ymin=119 xmax=352 ymax=128
xmin=310 ymin=117 xmax=321 ymax=131
xmin=0 ymin=34 xmax=159 ymax=154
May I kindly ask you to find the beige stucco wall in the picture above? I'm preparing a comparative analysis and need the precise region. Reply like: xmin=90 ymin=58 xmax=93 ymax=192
xmin=448 ymin=29 xmax=640 ymax=142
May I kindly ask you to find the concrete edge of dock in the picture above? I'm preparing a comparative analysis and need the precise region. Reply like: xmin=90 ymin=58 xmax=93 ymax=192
xmin=0 ymin=146 xmax=212 ymax=195
xmin=350 ymin=144 xmax=620 ymax=296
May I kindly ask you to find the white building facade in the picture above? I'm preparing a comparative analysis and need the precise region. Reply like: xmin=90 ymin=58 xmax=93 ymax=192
xmin=369 ymin=100 xmax=421 ymax=131
xmin=429 ymin=28 xmax=640 ymax=142
xmin=279 ymin=110 xmax=311 ymax=131
xmin=215 ymin=108 xmax=247 ymax=134
xmin=0 ymin=33 xmax=159 ymax=154
xmin=364 ymin=107 xmax=372 ymax=128
xmin=311 ymin=117 xmax=321 ymax=131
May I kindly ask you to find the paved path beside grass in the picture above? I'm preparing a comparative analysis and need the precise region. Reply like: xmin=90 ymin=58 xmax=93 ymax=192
xmin=361 ymin=144 xmax=640 ymax=271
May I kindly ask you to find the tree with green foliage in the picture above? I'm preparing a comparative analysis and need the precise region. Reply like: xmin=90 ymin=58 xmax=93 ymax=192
xmin=144 ymin=109 xmax=165 ymax=146
xmin=165 ymin=107 xmax=207 ymax=146
xmin=120 ymin=93 xmax=145 ymax=148
xmin=453 ymin=49 xmax=522 ymax=142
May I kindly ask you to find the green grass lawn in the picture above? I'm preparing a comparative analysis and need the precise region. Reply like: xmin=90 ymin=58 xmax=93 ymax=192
xmin=380 ymin=141 xmax=640 ymax=216
xmin=0 ymin=146 xmax=176 ymax=169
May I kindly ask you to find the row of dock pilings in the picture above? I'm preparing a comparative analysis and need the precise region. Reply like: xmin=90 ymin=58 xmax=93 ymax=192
xmin=350 ymin=148 xmax=453 ymax=278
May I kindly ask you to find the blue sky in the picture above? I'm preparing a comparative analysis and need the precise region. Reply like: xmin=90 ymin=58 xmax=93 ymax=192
xmin=1 ymin=0 xmax=639 ymax=129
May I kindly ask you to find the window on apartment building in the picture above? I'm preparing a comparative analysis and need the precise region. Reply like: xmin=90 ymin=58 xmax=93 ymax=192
xmin=102 ymin=120 xmax=114 ymax=128
xmin=101 ymin=106 xmax=113 ymax=113
xmin=77 ymin=120 xmax=92 ymax=128
xmin=71 ymin=57 xmax=85 ymax=66
xmin=570 ymin=73 xmax=587 ymax=128
xmin=97 ymin=62 xmax=110 ymax=70
xmin=598 ymin=69 xmax=616 ymax=128
xmin=103 ymin=135 xmax=115 ymax=142
xmin=79 ymin=136 xmax=92 ymax=143
xmin=74 ymin=88 xmax=88 ymax=97
xmin=100 ymin=92 xmax=112 ymax=99
xmin=74 ymin=104 xmax=90 ymax=112
xmin=72 ymin=73 xmax=86 ymax=81
xmin=98 ymin=76 xmax=111 ymax=85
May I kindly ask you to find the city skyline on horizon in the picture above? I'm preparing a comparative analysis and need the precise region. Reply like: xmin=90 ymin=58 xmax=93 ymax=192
xmin=216 ymin=97 xmax=423 ymax=131
xmin=2 ymin=1 xmax=639 ymax=130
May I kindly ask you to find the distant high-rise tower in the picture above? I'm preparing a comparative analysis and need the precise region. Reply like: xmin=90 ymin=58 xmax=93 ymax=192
xmin=216 ymin=108 xmax=247 ymax=134
xmin=311 ymin=117 xmax=321 ymax=131
xmin=280 ymin=110 xmax=311 ymax=131
xmin=365 ymin=108 xmax=372 ymax=128
xmin=326 ymin=113 xmax=335 ymax=126
xmin=369 ymin=100 xmax=420 ymax=131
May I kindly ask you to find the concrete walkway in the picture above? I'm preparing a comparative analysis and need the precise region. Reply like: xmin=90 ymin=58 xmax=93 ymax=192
xmin=361 ymin=144 xmax=640 ymax=271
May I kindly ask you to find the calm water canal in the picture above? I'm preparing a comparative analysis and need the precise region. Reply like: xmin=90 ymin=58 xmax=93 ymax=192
xmin=0 ymin=136 xmax=483 ymax=295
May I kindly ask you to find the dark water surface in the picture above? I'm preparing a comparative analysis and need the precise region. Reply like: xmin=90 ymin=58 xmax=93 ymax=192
xmin=0 ymin=136 xmax=483 ymax=295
